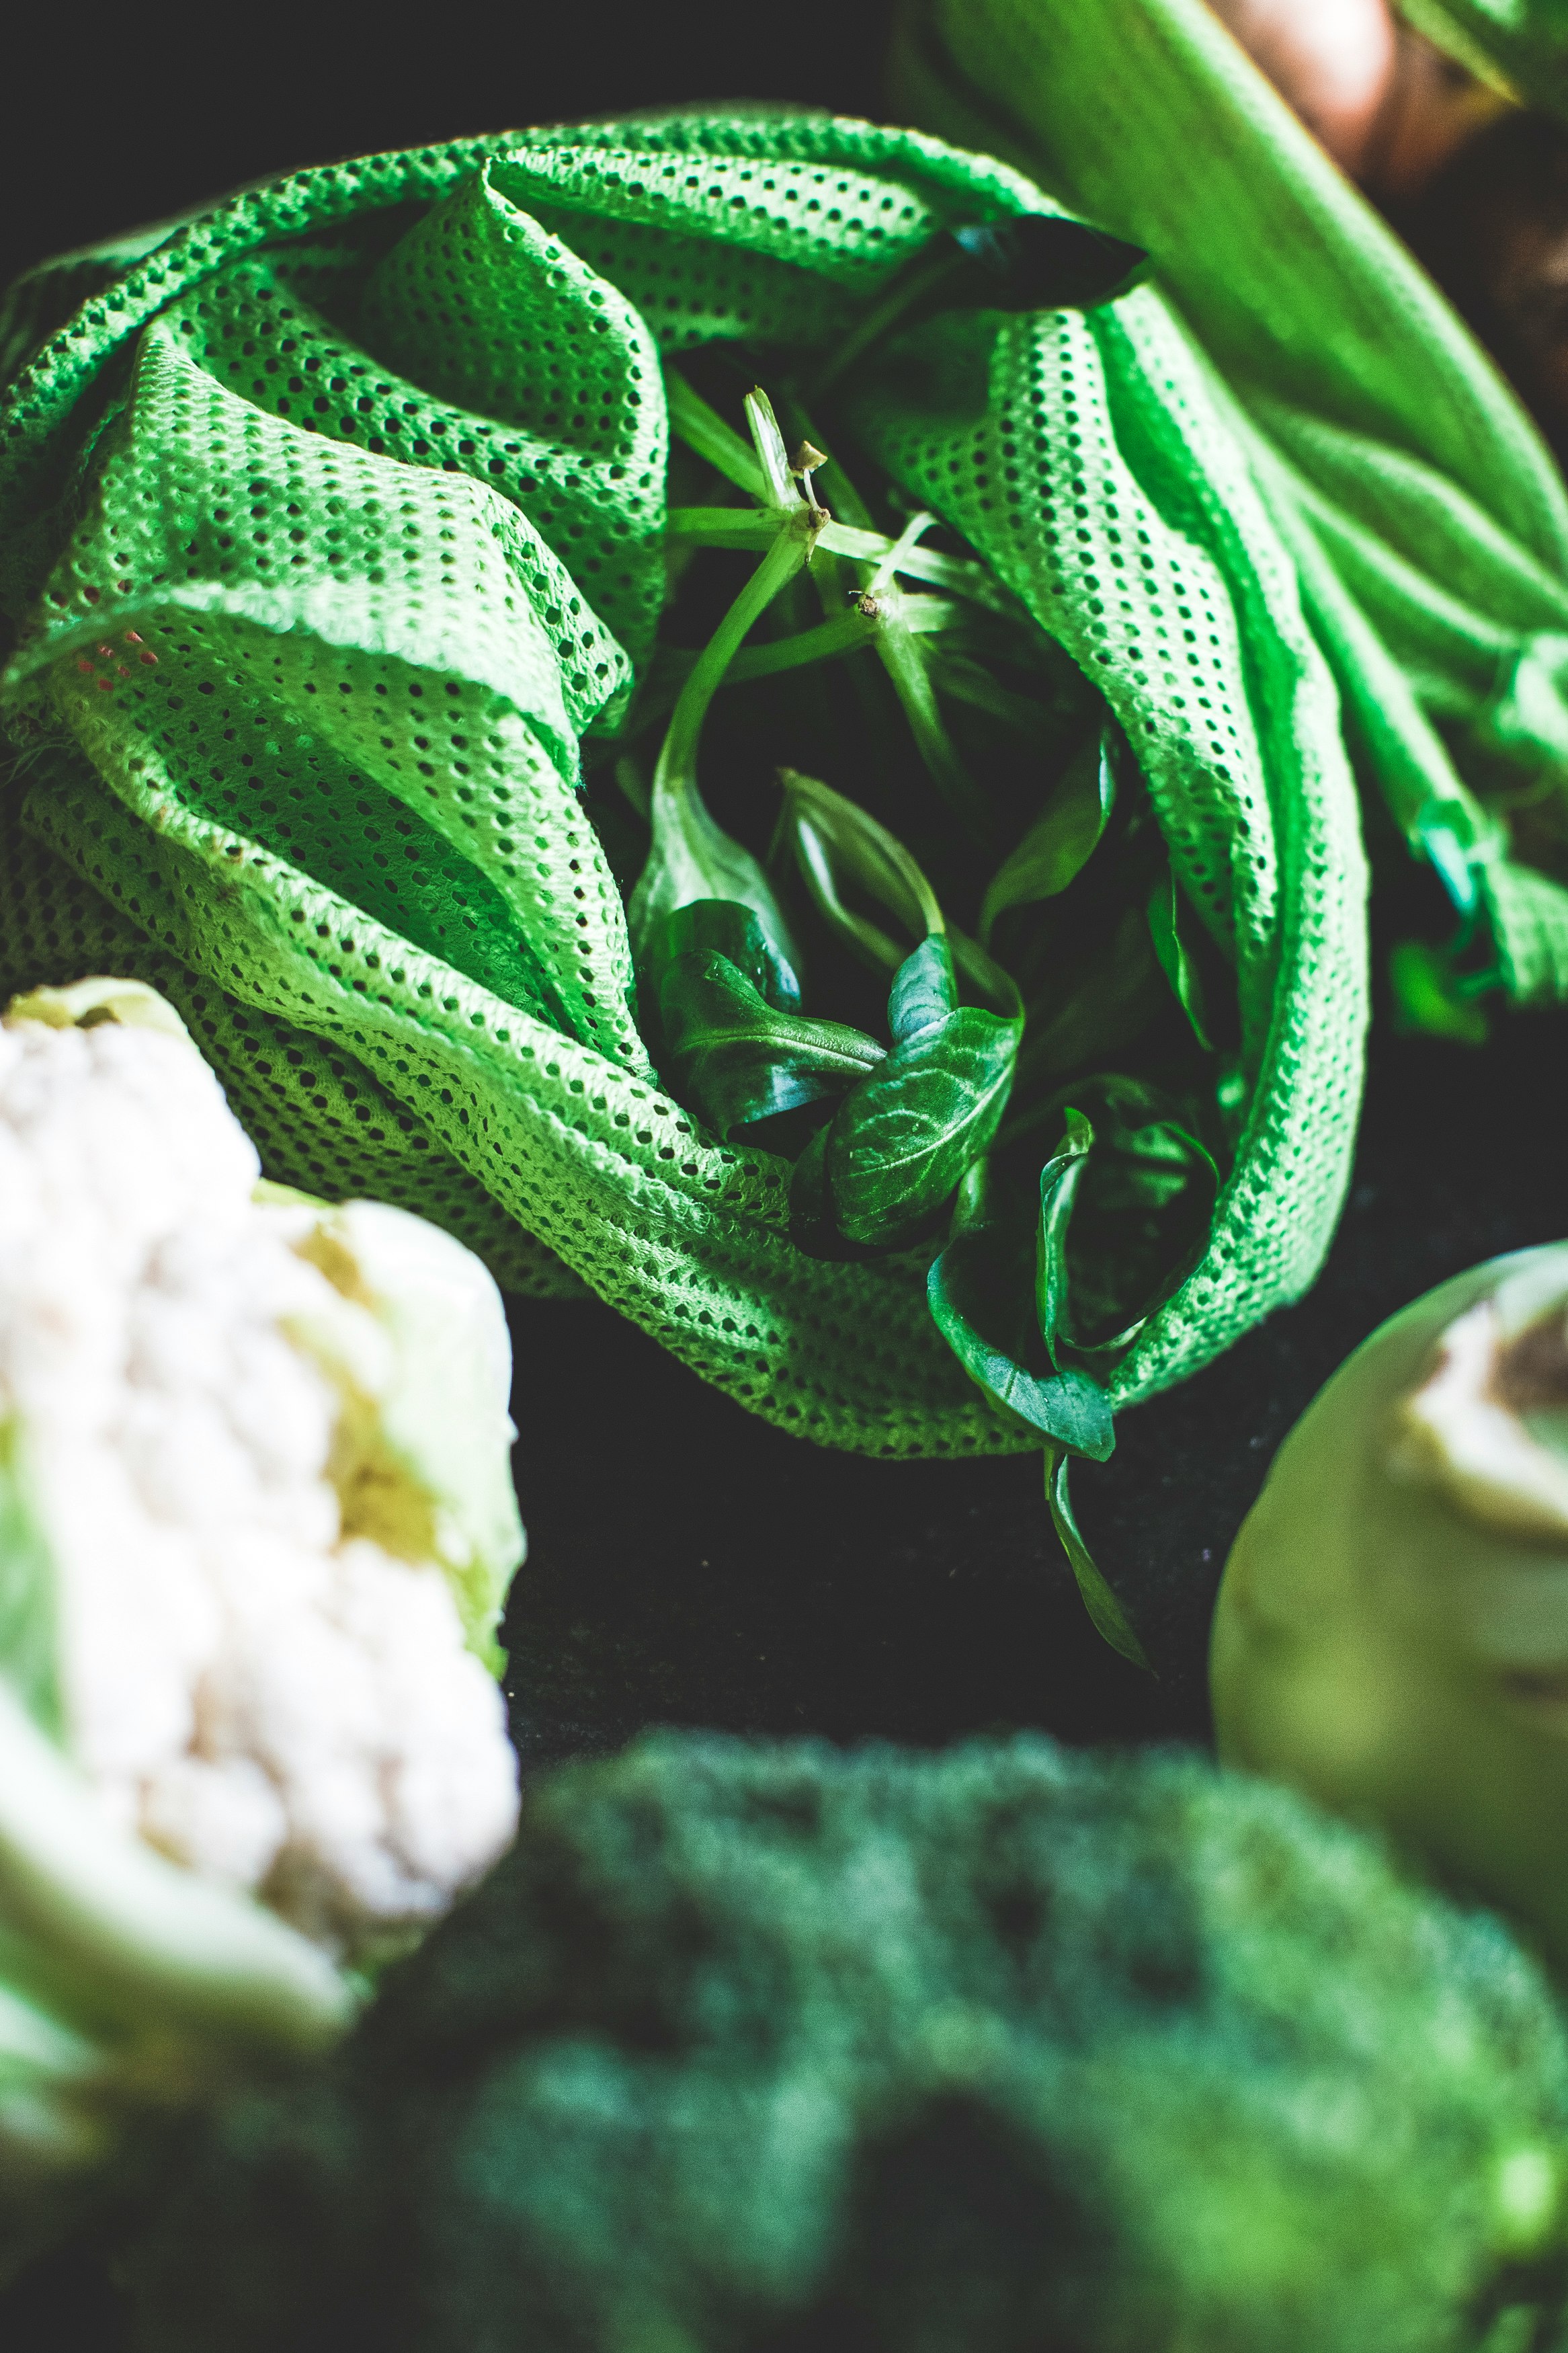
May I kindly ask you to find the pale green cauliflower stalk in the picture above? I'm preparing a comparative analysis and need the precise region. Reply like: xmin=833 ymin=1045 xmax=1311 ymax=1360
xmin=0 ymin=977 xmax=524 ymax=2274
xmin=1212 ymin=1240 xmax=1568 ymax=1973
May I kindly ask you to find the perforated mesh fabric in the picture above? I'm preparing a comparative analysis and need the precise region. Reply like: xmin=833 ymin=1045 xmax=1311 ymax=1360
xmin=890 ymin=0 xmax=1568 ymax=1005
xmin=0 ymin=110 xmax=1367 ymax=1452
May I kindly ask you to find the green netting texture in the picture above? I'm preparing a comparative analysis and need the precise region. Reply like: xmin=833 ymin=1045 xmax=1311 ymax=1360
xmin=0 ymin=111 xmax=1366 ymax=1453
xmin=890 ymin=0 xmax=1568 ymax=1003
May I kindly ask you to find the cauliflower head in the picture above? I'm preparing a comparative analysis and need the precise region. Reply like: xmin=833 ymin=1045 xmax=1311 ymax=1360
xmin=0 ymin=977 xmax=525 ymax=2268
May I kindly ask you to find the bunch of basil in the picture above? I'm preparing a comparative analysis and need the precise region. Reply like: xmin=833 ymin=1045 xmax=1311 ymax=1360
xmin=592 ymin=232 xmax=1225 ymax=1660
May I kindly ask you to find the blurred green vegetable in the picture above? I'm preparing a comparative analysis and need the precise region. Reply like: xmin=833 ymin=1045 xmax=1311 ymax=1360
xmin=1212 ymin=1240 xmax=1568 ymax=1975
xmin=126 ymin=1730 xmax=1568 ymax=2353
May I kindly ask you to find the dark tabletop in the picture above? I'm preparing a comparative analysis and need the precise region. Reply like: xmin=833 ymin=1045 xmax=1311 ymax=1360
xmin=501 ymin=988 xmax=1568 ymax=1769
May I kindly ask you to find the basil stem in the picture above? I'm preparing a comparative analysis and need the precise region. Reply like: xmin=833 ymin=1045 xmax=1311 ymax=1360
xmin=627 ymin=489 xmax=825 ymax=971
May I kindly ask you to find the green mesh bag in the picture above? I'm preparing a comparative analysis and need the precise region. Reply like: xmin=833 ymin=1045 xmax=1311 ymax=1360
xmin=890 ymin=0 xmax=1568 ymax=1016
xmin=0 ymin=110 xmax=1364 ymax=1455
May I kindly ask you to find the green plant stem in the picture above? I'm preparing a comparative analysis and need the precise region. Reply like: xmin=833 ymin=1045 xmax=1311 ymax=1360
xmin=808 ymin=247 xmax=960 ymax=397
xmin=654 ymin=513 xmax=822 ymax=803
xmin=1044 ymin=1446 xmax=1151 ymax=1672
xmin=664 ymin=369 xmax=768 ymax=501
xmin=782 ymin=766 xmax=947 ymax=947
xmin=665 ymin=508 xmax=1018 ymax=614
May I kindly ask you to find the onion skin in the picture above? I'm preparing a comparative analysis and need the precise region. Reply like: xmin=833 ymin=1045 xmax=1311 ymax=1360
xmin=1210 ymin=1246 xmax=1568 ymax=1972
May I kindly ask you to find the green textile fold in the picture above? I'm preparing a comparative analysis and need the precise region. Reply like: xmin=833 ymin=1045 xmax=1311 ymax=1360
xmin=0 ymin=110 xmax=1366 ymax=1446
xmin=888 ymin=0 xmax=1568 ymax=1004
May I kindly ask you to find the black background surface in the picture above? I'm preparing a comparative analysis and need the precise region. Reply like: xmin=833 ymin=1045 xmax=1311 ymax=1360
xmin=3 ymin=1 xmax=1567 ymax=2338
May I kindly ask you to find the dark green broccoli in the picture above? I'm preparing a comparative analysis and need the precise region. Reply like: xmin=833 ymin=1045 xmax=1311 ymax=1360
xmin=126 ymin=1734 xmax=1568 ymax=2353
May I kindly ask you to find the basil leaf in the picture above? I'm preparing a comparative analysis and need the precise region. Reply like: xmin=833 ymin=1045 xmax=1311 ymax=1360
xmin=1147 ymin=866 xmax=1214 ymax=1051
xmin=791 ymin=813 xmax=909 ymax=974
xmin=870 ymin=598 xmax=991 ymax=841
xmin=659 ymin=951 xmax=883 ymax=1141
xmin=944 ymin=215 xmax=1149 ymax=311
xmin=1044 ymin=1443 xmax=1151 ymax=1671
xmin=927 ymin=1164 xmax=1115 ymax=1455
xmin=789 ymin=1124 xmax=885 ymax=1261
xmin=1036 ymin=1107 xmax=1095 ymax=1371
xmin=629 ymin=763 xmax=802 ymax=980
xmin=780 ymin=766 xmax=944 ymax=963
xmin=827 ymin=964 xmax=1022 ymax=1246
xmin=652 ymin=898 xmax=801 ymax=1014
xmin=1009 ymin=908 xmax=1165 ymax=1107
xmin=888 ymin=932 xmax=958 ymax=1045
xmin=1036 ymin=1081 xmax=1218 ymax=1373
xmin=979 ymin=728 xmax=1115 ymax=943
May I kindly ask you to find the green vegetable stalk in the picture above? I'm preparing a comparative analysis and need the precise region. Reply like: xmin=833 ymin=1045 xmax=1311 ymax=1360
xmin=627 ymin=389 xmax=823 ymax=976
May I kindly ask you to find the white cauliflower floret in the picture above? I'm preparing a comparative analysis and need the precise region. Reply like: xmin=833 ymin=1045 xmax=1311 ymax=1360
xmin=0 ymin=980 xmax=523 ymax=1966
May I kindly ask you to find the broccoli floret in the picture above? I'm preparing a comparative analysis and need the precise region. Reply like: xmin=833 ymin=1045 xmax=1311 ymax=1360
xmin=126 ymin=1734 xmax=1568 ymax=2353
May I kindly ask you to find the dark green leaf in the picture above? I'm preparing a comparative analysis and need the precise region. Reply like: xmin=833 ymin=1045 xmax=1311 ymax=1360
xmin=1008 ymin=908 xmax=1165 ymax=1108
xmin=870 ymin=593 xmax=991 ymax=842
xmin=791 ymin=813 xmax=909 ymax=975
xmin=1147 ymin=866 xmax=1214 ymax=1051
xmin=781 ymin=767 xmax=940 ymax=975
xmin=888 ymin=934 xmax=958 ymax=1045
xmin=813 ymin=214 xmax=1149 ymax=394
xmin=827 ymin=996 xmax=1022 ymax=1246
xmin=1036 ymin=1080 xmax=1219 ymax=1373
xmin=658 ymin=952 xmax=884 ymax=1140
xmin=927 ymin=1164 xmax=1115 ymax=1455
xmin=979 ymin=729 xmax=1114 ymax=943
xmin=630 ymin=764 xmax=803 ymax=981
xmin=944 ymin=215 xmax=1150 ymax=310
xmin=652 ymin=898 xmax=800 ymax=1013
xmin=789 ymin=1124 xmax=886 ymax=1261
xmin=949 ymin=926 xmax=1026 ymax=1021
xmin=1388 ymin=939 xmax=1490 ymax=1045
xmin=1044 ymin=1443 xmax=1151 ymax=1671
xmin=1036 ymin=1108 xmax=1094 ymax=1369
xmin=925 ymin=649 xmax=1059 ymax=737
